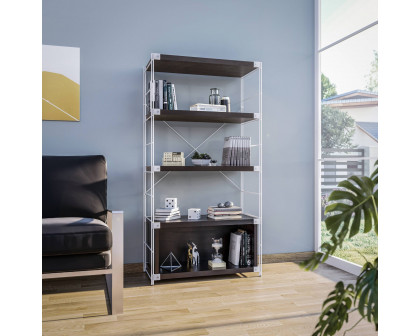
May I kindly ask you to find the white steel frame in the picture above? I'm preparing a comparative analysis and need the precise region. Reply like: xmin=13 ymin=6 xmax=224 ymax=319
xmin=143 ymin=53 xmax=263 ymax=285
xmin=314 ymin=0 xmax=378 ymax=275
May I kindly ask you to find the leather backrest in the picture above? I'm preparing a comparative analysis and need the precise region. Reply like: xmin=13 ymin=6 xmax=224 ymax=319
xmin=43 ymin=155 xmax=107 ymax=222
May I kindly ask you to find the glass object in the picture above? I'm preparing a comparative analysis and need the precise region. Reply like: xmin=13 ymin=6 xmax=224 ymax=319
xmin=211 ymin=238 xmax=223 ymax=262
xmin=209 ymin=88 xmax=221 ymax=105
xmin=221 ymin=96 xmax=231 ymax=112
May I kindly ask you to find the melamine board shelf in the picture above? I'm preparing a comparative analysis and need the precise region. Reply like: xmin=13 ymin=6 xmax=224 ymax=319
xmin=147 ymin=54 xmax=257 ymax=78
xmin=159 ymin=262 xmax=254 ymax=280
xmin=147 ymin=166 xmax=258 ymax=172
xmin=148 ymin=109 xmax=258 ymax=123
xmin=147 ymin=215 xmax=257 ymax=228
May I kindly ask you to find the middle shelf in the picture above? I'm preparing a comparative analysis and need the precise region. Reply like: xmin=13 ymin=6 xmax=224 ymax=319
xmin=146 ymin=166 xmax=259 ymax=172
xmin=146 ymin=214 xmax=257 ymax=228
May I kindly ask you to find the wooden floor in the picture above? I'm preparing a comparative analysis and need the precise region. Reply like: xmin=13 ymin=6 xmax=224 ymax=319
xmin=42 ymin=263 xmax=377 ymax=336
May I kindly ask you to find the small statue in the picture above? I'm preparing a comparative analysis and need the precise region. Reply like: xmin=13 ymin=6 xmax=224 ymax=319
xmin=187 ymin=242 xmax=200 ymax=267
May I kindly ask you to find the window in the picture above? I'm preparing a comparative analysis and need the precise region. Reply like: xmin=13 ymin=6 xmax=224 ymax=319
xmin=316 ymin=0 xmax=378 ymax=270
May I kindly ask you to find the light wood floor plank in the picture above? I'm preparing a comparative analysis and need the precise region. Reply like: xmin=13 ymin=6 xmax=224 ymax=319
xmin=43 ymin=262 xmax=377 ymax=336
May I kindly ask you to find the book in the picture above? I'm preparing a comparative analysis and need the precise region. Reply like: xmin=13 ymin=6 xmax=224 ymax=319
xmin=221 ymin=136 xmax=251 ymax=166
xmin=158 ymin=80 xmax=163 ymax=109
xmin=208 ymin=206 xmax=242 ymax=212
xmin=163 ymin=80 xmax=168 ymax=109
xmin=228 ymin=232 xmax=242 ymax=265
xmin=154 ymin=215 xmax=181 ymax=221
xmin=155 ymin=210 xmax=180 ymax=216
xmin=190 ymin=103 xmax=226 ymax=112
xmin=171 ymin=84 xmax=177 ymax=110
xmin=245 ymin=232 xmax=253 ymax=266
xmin=207 ymin=210 xmax=242 ymax=215
xmin=208 ymin=260 xmax=226 ymax=269
xmin=154 ymin=207 xmax=179 ymax=213
xmin=207 ymin=214 xmax=242 ymax=220
xmin=167 ymin=82 xmax=173 ymax=110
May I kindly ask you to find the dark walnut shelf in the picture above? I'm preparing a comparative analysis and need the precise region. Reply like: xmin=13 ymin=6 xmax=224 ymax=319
xmin=148 ymin=109 xmax=258 ymax=124
xmin=147 ymin=166 xmax=258 ymax=172
xmin=147 ymin=215 xmax=257 ymax=228
xmin=159 ymin=261 xmax=254 ymax=280
xmin=147 ymin=54 xmax=257 ymax=78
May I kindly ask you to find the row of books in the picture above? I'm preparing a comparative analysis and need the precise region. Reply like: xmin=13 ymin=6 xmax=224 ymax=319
xmin=154 ymin=207 xmax=180 ymax=221
xmin=228 ymin=229 xmax=253 ymax=267
xmin=222 ymin=136 xmax=251 ymax=166
xmin=207 ymin=205 xmax=243 ymax=220
xmin=152 ymin=80 xmax=177 ymax=110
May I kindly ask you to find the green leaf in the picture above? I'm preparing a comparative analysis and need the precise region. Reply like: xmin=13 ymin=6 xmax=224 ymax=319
xmin=312 ymin=282 xmax=355 ymax=336
xmin=355 ymin=258 xmax=378 ymax=325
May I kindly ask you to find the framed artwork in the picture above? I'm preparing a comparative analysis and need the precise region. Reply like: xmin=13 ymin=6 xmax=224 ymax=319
xmin=42 ymin=45 xmax=80 ymax=121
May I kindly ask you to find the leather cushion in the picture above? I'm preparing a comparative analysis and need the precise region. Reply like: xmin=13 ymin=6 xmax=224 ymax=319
xmin=42 ymin=217 xmax=112 ymax=256
xmin=43 ymin=251 xmax=111 ymax=273
xmin=42 ymin=155 xmax=107 ymax=222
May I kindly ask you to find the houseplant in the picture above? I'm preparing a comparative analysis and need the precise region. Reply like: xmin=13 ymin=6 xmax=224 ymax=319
xmin=191 ymin=151 xmax=212 ymax=166
xmin=301 ymin=161 xmax=378 ymax=336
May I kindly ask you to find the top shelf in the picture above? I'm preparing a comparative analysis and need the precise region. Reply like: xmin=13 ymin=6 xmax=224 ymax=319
xmin=146 ymin=54 xmax=258 ymax=78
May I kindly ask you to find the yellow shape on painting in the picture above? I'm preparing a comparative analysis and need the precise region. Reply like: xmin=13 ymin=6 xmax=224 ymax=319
xmin=42 ymin=71 xmax=80 ymax=121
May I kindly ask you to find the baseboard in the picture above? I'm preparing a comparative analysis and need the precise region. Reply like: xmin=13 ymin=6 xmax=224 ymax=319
xmin=124 ymin=252 xmax=314 ymax=274
xmin=262 ymin=252 xmax=315 ymax=264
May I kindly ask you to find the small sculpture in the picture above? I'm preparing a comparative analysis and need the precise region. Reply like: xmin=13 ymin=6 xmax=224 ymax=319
xmin=187 ymin=242 xmax=200 ymax=267
xmin=217 ymin=201 xmax=234 ymax=208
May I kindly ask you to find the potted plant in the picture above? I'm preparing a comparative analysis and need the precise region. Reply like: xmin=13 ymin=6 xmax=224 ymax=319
xmin=301 ymin=161 xmax=378 ymax=336
xmin=191 ymin=151 xmax=212 ymax=166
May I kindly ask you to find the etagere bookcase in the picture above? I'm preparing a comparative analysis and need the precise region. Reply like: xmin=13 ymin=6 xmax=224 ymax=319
xmin=143 ymin=53 xmax=262 ymax=285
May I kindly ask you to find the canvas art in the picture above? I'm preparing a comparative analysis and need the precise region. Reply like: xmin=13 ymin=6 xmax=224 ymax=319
xmin=42 ymin=45 xmax=80 ymax=121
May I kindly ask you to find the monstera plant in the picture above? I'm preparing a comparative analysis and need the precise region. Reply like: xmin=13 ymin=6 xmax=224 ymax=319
xmin=301 ymin=161 xmax=378 ymax=336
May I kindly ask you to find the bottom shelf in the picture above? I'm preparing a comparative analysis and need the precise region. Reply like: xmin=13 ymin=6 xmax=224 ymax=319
xmin=159 ymin=261 xmax=255 ymax=280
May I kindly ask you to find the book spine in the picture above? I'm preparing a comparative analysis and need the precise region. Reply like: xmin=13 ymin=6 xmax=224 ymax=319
xmin=155 ymin=81 xmax=159 ymax=109
xmin=172 ymin=84 xmax=177 ymax=110
xmin=246 ymin=232 xmax=252 ymax=266
xmin=159 ymin=80 xmax=163 ymax=109
xmin=167 ymin=82 xmax=173 ymax=110
xmin=163 ymin=80 xmax=168 ymax=109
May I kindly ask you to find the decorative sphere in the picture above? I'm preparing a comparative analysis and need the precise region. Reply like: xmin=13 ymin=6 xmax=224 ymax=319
xmin=224 ymin=201 xmax=234 ymax=208
xmin=217 ymin=203 xmax=225 ymax=208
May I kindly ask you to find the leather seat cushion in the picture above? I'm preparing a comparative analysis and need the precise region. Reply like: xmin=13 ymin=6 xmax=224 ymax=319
xmin=42 ymin=217 xmax=112 ymax=256
xmin=43 ymin=251 xmax=111 ymax=273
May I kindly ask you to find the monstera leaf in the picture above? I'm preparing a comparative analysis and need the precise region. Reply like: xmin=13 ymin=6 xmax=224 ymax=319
xmin=355 ymin=258 xmax=378 ymax=328
xmin=312 ymin=282 xmax=355 ymax=336
xmin=301 ymin=162 xmax=379 ymax=335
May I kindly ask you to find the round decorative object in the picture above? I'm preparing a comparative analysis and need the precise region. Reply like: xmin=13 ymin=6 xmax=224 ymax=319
xmin=217 ymin=203 xmax=225 ymax=208
xmin=224 ymin=201 xmax=234 ymax=208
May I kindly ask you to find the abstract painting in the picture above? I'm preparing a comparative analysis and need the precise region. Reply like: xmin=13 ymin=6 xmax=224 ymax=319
xmin=42 ymin=45 xmax=80 ymax=121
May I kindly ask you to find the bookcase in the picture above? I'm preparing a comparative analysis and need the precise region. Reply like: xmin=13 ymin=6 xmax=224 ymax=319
xmin=143 ymin=53 xmax=262 ymax=285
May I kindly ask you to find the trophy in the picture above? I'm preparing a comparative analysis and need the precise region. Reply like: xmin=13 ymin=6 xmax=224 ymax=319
xmin=208 ymin=238 xmax=226 ymax=269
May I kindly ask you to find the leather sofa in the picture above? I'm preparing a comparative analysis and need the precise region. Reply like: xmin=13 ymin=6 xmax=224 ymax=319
xmin=42 ymin=155 xmax=123 ymax=315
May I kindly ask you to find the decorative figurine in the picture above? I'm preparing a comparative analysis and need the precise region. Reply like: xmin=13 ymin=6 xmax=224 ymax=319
xmin=208 ymin=238 xmax=226 ymax=269
xmin=160 ymin=252 xmax=182 ymax=272
xmin=187 ymin=242 xmax=200 ymax=267
xmin=224 ymin=201 xmax=234 ymax=208
xmin=188 ymin=208 xmax=201 ymax=220
xmin=217 ymin=202 xmax=225 ymax=208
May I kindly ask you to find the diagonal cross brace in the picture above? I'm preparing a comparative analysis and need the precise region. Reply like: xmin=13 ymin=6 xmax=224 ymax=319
xmin=163 ymin=121 xmax=226 ymax=158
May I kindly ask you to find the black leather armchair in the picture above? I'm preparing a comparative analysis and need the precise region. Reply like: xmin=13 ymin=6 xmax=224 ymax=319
xmin=42 ymin=155 xmax=123 ymax=315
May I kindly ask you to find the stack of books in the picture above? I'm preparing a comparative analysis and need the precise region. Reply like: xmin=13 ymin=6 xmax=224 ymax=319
xmin=151 ymin=80 xmax=177 ymax=110
xmin=207 ymin=206 xmax=243 ymax=220
xmin=154 ymin=207 xmax=180 ymax=221
xmin=190 ymin=103 xmax=226 ymax=112
xmin=221 ymin=136 xmax=251 ymax=166
xmin=228 ymin=229 xmax=253 ymax=267
xmin=162 ymin=152 xmax=185 ymax=166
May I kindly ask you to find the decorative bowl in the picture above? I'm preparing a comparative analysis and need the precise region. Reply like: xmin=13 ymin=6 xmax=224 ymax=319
xmin=192 ymin=159 xmax=211 ymax=166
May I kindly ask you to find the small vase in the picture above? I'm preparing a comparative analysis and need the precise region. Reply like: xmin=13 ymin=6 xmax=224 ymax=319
xmin=209 ymin=88 xmax=221 ymax=105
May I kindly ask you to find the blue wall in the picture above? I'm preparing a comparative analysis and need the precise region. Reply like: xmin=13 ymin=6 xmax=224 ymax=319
xmin=42 ymin=0 xmax=315 ymax=263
